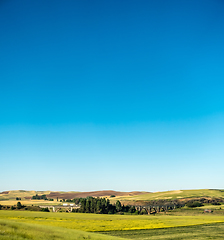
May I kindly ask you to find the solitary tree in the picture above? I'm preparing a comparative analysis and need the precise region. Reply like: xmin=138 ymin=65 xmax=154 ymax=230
xmin=17 ymin=202 xmax=22 ymax=209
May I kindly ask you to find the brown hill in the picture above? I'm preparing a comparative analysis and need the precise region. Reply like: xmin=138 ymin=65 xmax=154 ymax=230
xmin=0 ymin=191 xmax=9 ymax=194
xmin=46 ymin=190 xmax=147 ymax=199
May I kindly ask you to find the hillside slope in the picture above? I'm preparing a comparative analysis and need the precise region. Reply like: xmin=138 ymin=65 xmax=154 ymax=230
xmin=113 ymin=189 xmax=224 ymax=201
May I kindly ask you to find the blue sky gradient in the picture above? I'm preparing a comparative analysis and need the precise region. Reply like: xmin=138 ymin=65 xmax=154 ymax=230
xmin=0 ymin=0 xmax=224 ymax=192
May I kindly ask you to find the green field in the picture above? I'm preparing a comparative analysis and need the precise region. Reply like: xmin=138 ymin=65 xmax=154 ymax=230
xmin=1 ymin=210 xmax=224 ymax=239
xmin=0 ymin=219 xmax=122 ymax=240
xmin=102 ymin=222 xmax=224 ymax=239
xmin=2 ymin=218 xmax=224 ymax=240
xmin=2 ymin=210 xmax=224 ymax=231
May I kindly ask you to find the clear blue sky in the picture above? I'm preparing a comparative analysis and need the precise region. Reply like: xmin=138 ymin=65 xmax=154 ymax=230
xmin=0 ymin=0 xmax=224 ymax=192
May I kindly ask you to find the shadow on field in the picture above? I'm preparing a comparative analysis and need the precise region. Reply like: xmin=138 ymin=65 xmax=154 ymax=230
xmin=101 ymin=222 xmax=224 ymax=239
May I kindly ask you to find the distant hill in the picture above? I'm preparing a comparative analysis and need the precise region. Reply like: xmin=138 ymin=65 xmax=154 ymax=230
xmin=113 ymin=189 xmax=224 ymax=202
xmin=1 ymin=189 xmax=224 ymax=205
xmin=46 ymin=190 xmax=147 ymax=199
xmin=0 ymin=190 xmax=148 ymax=203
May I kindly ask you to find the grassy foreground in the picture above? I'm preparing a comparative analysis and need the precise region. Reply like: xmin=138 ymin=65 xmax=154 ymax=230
xmin=1 ymin=210 xmax=224 ymax=239
xmin=0 ymin=219 xmax=122 ymax=240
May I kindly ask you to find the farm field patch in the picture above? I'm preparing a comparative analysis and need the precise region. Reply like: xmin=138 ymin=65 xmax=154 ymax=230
xmin=196 ymin=204 xmax=224 ymax=210
xmin=1 ymin=210 xmax=224 ymax=232
xmin=102 ymin=222 xmax=224 ymax=239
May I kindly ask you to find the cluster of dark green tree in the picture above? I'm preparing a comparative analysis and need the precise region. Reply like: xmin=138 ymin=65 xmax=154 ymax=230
xmin=72 ymin=197 xmax=137 ymax=214
xmin=185 ymin=198 xmax=224 ymax=207
xmin=141 ymin=197 xmax=224 ymax=209
xmin=31 ymin=194 xmax=54 ymax=201
xmin=32 ymin=194 xmax=48 ymax=200
xmin=186 ymin=201 xmax=203 ymax=208
xmin=41 ymin=207 xmax=50 ymax=212
xmin=1 ymin=202 xmax=46 ymax=212
xmin=141 ymin=199 xmax=184 ymax=208
xmin=10 ymin=202 xmax=24 ymax=210
xmin=63 ymin=198 xmax=83 ymax=204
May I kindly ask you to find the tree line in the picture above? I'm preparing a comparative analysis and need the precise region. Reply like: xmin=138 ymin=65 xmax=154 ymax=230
xmin=72 ymin=197 xmax=137 ymax=214
xmin=31 ymin=194 xmax=53 ymax=201
xmin=32 ymin=194 xmax=48 ymax=200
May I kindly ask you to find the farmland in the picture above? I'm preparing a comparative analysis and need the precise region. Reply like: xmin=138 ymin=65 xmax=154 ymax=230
xmin=1 ymin=189 xmax=224 ymax=239
xmin=111 ymin=189 xmax=224 ymax=202
xmin=1 ymin=189 xmax=224 ymax=207
xmin=1 ymin=210 xmax=224 ymax=239
xmin=102 ymin=222 xmax=224 ymax=239
xmin=0 ymin=190 xmax=147 ymax=207
xmin=1 ymin=210 xmax=224 ymax=232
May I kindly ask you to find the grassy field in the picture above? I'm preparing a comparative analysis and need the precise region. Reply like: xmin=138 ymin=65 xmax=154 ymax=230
xmin=0 ymin=219 xmax=123 ymax=240
xmin=0 ymin=199 xmax=60 ymax=206
xmin=102 ymin=222 xmax=224 ymax=239
xmin=0 ymin=190 xmax=51 ymax=200
xmin=112 ymin=189 xmax=224 ymax=201
xmin=1 ymin=210 xmax=224 ymax=232
xmin=0 ymin=190 xmax=78 ymax=206
xmin=0 ymin=190 xmax=53 ymax=206
xmin=2 ymin=218 xmax=224 ymax=240
xmin=1 ymin=210 xmax=224 ymax=239
xmin=197 ymin=204 xmax=224 ymax=210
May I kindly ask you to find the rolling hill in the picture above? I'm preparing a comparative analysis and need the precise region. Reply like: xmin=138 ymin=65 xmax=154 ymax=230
xmin=0 ymin=189 xmax=224 ymax=206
